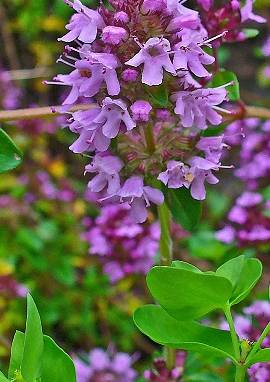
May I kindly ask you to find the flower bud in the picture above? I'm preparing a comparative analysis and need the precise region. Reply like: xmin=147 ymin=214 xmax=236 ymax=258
xmin=131 ymin=100 xmax=152 ymax=122
xmin=102 ymin=26 xmax=128 ymax=45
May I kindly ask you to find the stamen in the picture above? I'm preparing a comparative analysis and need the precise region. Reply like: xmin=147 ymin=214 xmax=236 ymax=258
xmin=199 ymin=31 xmax=228 ymax=46
xmin=213 ymin=106 xmax=232 ymax=114
xmin=56 ymin=57 xmax=76 ymax=68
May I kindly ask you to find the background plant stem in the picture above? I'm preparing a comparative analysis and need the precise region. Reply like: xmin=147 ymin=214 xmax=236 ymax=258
xmin=0 ymin=104 xmax=270 ymax=123
xmin=157 ymin=203 xmax=176 ymax=369
xmin=158 ymin=203 xmax=173 ymax=266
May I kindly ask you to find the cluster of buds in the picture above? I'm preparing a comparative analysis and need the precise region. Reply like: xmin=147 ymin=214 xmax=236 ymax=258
xmin=49 ymin=0 xmax=264 ymax=222
xmin=197 ymin=0 xmax=265 ymax=44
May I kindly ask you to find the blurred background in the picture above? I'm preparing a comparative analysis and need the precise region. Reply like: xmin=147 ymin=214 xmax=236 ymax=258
xmin=0 ymin=1 xmax=270 ymax=381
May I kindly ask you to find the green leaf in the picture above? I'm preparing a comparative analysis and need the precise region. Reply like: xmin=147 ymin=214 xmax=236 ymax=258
xmin=0 ymin=129 xmax=22 ymax=173
xmin=144 ymin=84 xmax=168 ymax=107
xmin=242 ymin=28 xmax=259 ymax=39
xmin=8 ymin=331 xmax=25 ymax=379
xmin=247 ymin=349 xmax=270 ymax=366
xmin=211 ymin=70 xmax=240 ymax=101
xmin=147 ymin=266 xmax=233 ymax=321
xmin=217 ymin=257 xmax=262 ymax=305
xmin=165 ymin=188 xmax=202 ymax=231
xmin=21 ymin=294 xmax=44 ymax=382
xmin=134 ymin=305 xmax=236 ymax=362
xmin=0 ymin=371 xmax=9 ymax=382
xmin=172 ymin=261 xmax=202 ymax=273
xmin=40 ymin=336 xmax=76 ymax=382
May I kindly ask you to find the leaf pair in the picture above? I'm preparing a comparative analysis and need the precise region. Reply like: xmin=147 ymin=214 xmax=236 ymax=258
xmin=134 ymin=256 xmax=262 ymax=361
xmin=5 ymin=295 xmax=76 ymax=382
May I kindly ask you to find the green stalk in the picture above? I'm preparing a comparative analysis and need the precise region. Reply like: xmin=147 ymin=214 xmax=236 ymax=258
xmin=235 ymin=366 xmax=246 ymax=382
xmin=158 ymin=203 xmax=173 ymax=266
xmin=224 ymin=305 xmax=246 ymax=382
xmin=157 ymin=203 xmax=175 ymax=369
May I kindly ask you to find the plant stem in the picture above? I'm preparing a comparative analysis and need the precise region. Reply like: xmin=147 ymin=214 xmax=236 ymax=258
xmin=245 ymin=322 xmax=270 ymax=365
xmin=224 ymin=305 xmax=247 ymax=381
xmin=157 ymin=202 xmax=175 ymax=369
xmin=224 ymin=305 xmax=241 ymax=361
xmin=235 ymin=365 xmax=246 ymax=382
xmin=157 ymin=203 xmax=173 ymax=266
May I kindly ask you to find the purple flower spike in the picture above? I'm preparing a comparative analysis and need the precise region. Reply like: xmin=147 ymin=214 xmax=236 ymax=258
xmin=189 ymin=156 xmax=220 ymax=200
xmin=118 ymin=176 xmax=164 ymax=223
xmin=74 ymin=348 xmax=137 ymax=382
xmin=94 ymin=97 xmax=136 ymax=139
xmin=174 ymin=87 xmax=227 ymax=130
xmin=125 ymin=37 xmax=176 ymax=86
xmin=58 ymin=0 xmax=105 ymax=43
xmin=158 ymin=161 xmax=190 ymax=189
xmin=131 ymin=100 xmax=152 ymax=122
xmin=85 ymin=154 xmax=123 ymax=194
xmin=102 ymin=26 xmax=128 ymax=45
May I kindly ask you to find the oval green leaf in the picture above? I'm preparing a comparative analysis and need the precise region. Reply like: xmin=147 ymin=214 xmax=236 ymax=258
xmin=147 ymin=266 xmax=233 ymax=321
xmin=134 ymin=305 xmax=236 ymax=362
xmin=217 ymin=257 xmax=262 ymax=306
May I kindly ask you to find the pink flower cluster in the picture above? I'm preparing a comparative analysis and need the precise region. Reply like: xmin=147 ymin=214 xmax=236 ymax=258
xmin=216 ymin=119 xmax=270 ymax=246
xmin=52 ymin=0 xmax=263 ymax=222
xmin=74 ymin=348 xmax=137 ymax=382
xmin=82 ymin=203 xmax=160 ymax=283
